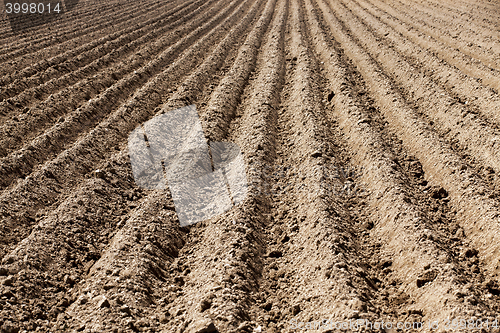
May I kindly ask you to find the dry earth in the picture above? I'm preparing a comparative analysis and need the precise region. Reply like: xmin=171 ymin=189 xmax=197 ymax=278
xmin=1 ymin=0 xmax=500 ymax=332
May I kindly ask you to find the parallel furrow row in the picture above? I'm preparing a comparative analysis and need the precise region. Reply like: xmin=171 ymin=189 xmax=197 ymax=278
xmin=163 ymin=1 xmax=287 ymax=331
xmin=0 ymin=0 xmax=196 ymax=90
xmin=0 ymin=0 xmax=251 ymax=260
xmin=0 ymin=0 xmax=232 ymax=190
xmin=0 ymin=0 xmax=165 ymax=54
xmin=308 ymin=0 xmax=499 ymax=325
xmin=1 ymin=0 xmax=500 ymax=331
xmin=0 ymin=0 xmax=264 ymax=329
xmin=332 ymin=0 xmax=500 ymax=191
xmin=363 ymin=0 xmax=500 ymax=93
xmin=320 ymin=0 xmax=500 ymax=281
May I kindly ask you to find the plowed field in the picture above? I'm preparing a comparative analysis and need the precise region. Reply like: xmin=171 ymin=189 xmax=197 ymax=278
xmin=1 ymin=0 xmax=500 ymax=332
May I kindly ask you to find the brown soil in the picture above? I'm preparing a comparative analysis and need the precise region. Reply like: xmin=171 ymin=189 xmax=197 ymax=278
xmin=1 ymin=0 xmax=500 ymax=332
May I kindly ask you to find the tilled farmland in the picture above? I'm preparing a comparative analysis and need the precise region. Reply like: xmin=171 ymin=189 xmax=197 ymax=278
xmin=1 ymin=0 xmax=500 ymax=331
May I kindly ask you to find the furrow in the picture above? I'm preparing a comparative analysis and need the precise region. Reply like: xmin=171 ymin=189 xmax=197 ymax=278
xmin=245 ymin=0 xmax=387 ymax=330
xmin=331 ymin=0 xmax=500 ymax=179
xmin=0 ymin=0 xmax=263 ymax=327
xmin=308 ymin=0 xmax=500 ymax=326
xmin=413 ymin=0 xmax=500 ymax=33
xmin=163 ymin=1 xmax=287 ymax=331
xmin=201 ymin=0 xmax=279 ymax=143
xmin=388 ymin=0 xmax=500 ymax=45
xmin=319 ymin=0 xmax=500 ymax=279
xmin=0 ymin=0 xmax=161 ymax=62
xmin=419 ymin=0 xmax=500 ymax=26
xmin=0 ymin=150 xmax=150 ymax=331
xmin=0 ymin=0 xmax=220 ymax=157
xmin=2 ymin=0 xmax=500 ymax=330
xmin=0 ymin=0 xmax=168 ymax=59
xmin=0 ymin=0 xmax=236 ymax=190
xmin=0 ymin=0 xmax=251 ymax=260
xmin=0 ymin=0 xmax=197 ymax=91
xmin=0 ymin=0 xmax=112 ymax=42
xmin=54 ymin=0 xmax=269 ymax=329
xmin=59 ymin=189 xmax=184 ymax=332
xmin=362 ymin=0 xmax=500 ymax=93
xmin=351 ymin=0 xmax=500 ymax=128
xmin=384 ymin=0 xmax=500 ymax=54
xmin=0 ymin=0 xmax=110 ymax=35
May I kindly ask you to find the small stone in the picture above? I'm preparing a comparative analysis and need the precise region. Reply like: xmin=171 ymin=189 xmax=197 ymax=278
xmin=349 ymin=298 xmax=367 ymax=312
xmin=280 ymin=235 xmax=290 ymax=243
xmin=64 ymin=274 xmax=76 ymax=286
xmin=409 ymin=160 xmax=424 ymax=178
xmin=380 ymin=260 xmax=392 ymax=268
xmin=94 ymin=169 xmax=106 ymax=179
xmin=431 ymin=187 xmax=448 ymax=199
xmin=417 ymin=278 xmax=429 ymax=288
xmin=78 ymin=295 xmax=88 ymax=305
xmin=311 ymin=151 xmax=322 ymax=158
xmin=2 ymin=289 xmax=14 ymax=298
xmin=355 ymin=266 xmax=366 ymax=277
xmin=135 ymin=318 xmax=150 ymax=327
xmin=254 ymin=325 xmax=262 ymax=333
xmin=58 ymin=298 xmax=70 ymax=307
xmin=167 ymin=285 xmax=180 ymax=293
xmin=159 ymin=311 xmax=169 ymax=323
xmin=362 ymin=221 xmax=374 ymax=230
xmin=464 ymin=248 xmax=478 ymax=258
xmin=174 ymin=276 xmax=184 ymax=286
xmin=191 ymin=319 xmax=217 ymax=333
xmin=267 ymin=250 xmax=282 ymax=258
xmin=120 ymin=305 xmax=132 ymax=316
xmin=97 ymin=296 xmax=110 ymax=308
xmin=408 ymin=309 xmax=423 ymax=316
xmin=128 ymin=321 xmax=138 ymax=331
xmin=237 ymin=322 xmax=252 ymax=331
xmin=3 ymin=256 xmax=15 ymax=264
xmin=291 ymin=304 xmax=301 ymax=315
xmin=483 ymin=279 xmax=497 ymax=289
xmin=103 ymin=282 xmax=115 ymax=290
xmin=200 ymin=298 xmax=212 ymax=312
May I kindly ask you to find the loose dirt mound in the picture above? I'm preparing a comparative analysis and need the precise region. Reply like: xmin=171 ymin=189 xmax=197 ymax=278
xmin=1 ymin=0 xmax=500 ymax=331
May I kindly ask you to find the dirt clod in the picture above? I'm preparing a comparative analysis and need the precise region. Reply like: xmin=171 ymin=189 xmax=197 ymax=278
xmin=96 ymin=296 xmax=110 ymax=308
